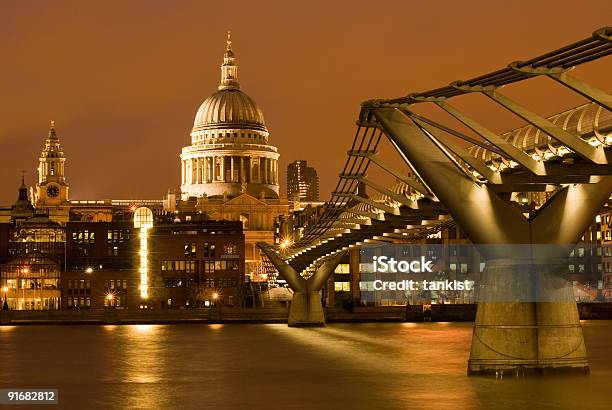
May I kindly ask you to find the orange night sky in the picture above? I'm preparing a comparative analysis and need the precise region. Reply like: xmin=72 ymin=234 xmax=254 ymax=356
xmin=1 ymin=0 xmax=610 ymax=204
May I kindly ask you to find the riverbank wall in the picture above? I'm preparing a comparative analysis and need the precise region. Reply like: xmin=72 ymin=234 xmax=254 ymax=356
xmin=0 ymin=303 xmax=609 ymax=325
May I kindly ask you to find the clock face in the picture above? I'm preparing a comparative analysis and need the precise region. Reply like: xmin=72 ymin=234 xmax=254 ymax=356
xmin=46 ymin=185 xmax=60 ymax=198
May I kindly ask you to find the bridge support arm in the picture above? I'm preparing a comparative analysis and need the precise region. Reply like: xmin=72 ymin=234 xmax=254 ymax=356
xmin=374 ymin=107 xmax=528 ymax=246
xmin=257 ymin=244 xmax=347 ymax=327
xmin=531 ymin=177 xmax=612 ymax=244
xmin=307 ymin=251 xmax=348 ymax=292
xmin=257 ymin=243 xmax=306 ymax=293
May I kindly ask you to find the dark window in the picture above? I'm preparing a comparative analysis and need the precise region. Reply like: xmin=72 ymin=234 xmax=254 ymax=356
xmin=203 ymin=243 xmax=216 ymax=258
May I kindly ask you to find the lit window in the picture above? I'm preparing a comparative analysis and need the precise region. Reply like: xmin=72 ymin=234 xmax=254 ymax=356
xmin=334 ymin=282 xmax=350 ymax=292
xmin=334 ymin=264 xmax=350 ymax=274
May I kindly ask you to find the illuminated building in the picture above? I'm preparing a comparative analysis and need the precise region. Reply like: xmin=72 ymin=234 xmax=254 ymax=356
xmin=62 ymin=221 xmax=134 ymax=309
xmin=0 ymin=253 xmax=61 ymax=310
xmin=287 ymin=160 xmax=319 ymax=202
xmin=151 ymin=220 xmax=244 ymax=308
xmin=176 ymin=32 xmax=289 ymax=281
xmin=0 ymin=217 xmax=65 ymax=310
xmin=32 ymin=121 xmax=71 ymax=223
xmin=0 ymin=32 xmax=288 ymax=284
xmin=180 ymin=32 xmax=280 ymax=200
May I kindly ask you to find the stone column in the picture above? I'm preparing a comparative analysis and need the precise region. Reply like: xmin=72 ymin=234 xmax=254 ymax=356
xmin=231 ymin=156 xmax=235 ymax=182
xmin=214 ymin=156 xmax=217 ymax=182
xmin=181 ymin=160 xmax=185 ymax=185
xmin=196 ymin=158 xmax=202 ymax=184
xmin=201 ymin=158 xmax=205 ymax=183
xmin=264 ymin=157 xmax=269 ymax=184
xmin=221 ymin=156 xmax=226 ymax=182
xmin=240 ymin=156 xmax=246 ymax=182
xmin=201 ymin=157 xmax=206 ymax=183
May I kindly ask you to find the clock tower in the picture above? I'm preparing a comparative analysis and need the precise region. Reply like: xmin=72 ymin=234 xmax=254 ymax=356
xmin=34 ymin=121 xmax=70 ymax=222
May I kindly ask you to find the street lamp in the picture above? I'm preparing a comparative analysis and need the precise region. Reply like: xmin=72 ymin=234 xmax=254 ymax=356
xmin=106 ymin=293 xmax=114 ymax=309
xmin=280 ymin=238 xmax=292 ymax=250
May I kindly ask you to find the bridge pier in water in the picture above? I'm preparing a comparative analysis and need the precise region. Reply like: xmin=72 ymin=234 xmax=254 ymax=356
xmin=375 ymin=107 xmax=612 ymax=376
xmin=258 ymin=244 xmax=346 ymax=327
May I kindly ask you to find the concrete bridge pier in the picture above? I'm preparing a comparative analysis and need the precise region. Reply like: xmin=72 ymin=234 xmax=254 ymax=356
xmin=288 ymin=291 xmax=326 ymax=327
xmin=468 ymin=257 xmax=589 ymax=376
xmin=258 ymin=244 xmax=346 ymax=327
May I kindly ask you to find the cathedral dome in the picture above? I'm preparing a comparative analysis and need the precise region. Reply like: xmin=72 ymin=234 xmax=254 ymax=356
xmin=192 ymin=32 xmax=267 ymax=134
xmin=193 ymin=89 xmax=267 ymax=133
xmin=181 ymin=32 xmax=280 ymax=201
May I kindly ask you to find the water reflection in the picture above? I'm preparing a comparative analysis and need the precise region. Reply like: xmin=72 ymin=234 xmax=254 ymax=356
xmin=0 ymin=322 xmax=609 ymax=409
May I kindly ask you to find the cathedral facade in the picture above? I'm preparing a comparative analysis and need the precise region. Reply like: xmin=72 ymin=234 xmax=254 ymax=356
xmin=177 ymin=33 xmax=289 ymax=281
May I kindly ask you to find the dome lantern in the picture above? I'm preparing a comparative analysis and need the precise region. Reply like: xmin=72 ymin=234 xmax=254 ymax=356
xmin=219 ymin=31 xmax=239 ymax=91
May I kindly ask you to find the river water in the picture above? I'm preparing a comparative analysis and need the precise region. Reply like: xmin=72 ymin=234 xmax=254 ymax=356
xmin=0 ymin=321 xmax=610 ymax=409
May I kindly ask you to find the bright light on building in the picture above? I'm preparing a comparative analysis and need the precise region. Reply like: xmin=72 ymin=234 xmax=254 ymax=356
xmin=2 ymin=287 xmax=8 ymax=293
xmin=134 ymin=207 xmax=154 ymax=300
xmin=213 ymin=292 xmax=219 ymax=300
xmin=106 ymin=293 xmax=114 ymax=301
xmin=85 ymin=267 xmax=93 ymax=274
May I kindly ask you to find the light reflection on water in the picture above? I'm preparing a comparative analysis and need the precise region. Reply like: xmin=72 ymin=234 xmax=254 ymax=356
xmin=0 ymin=321 xmax=610 ymax=409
